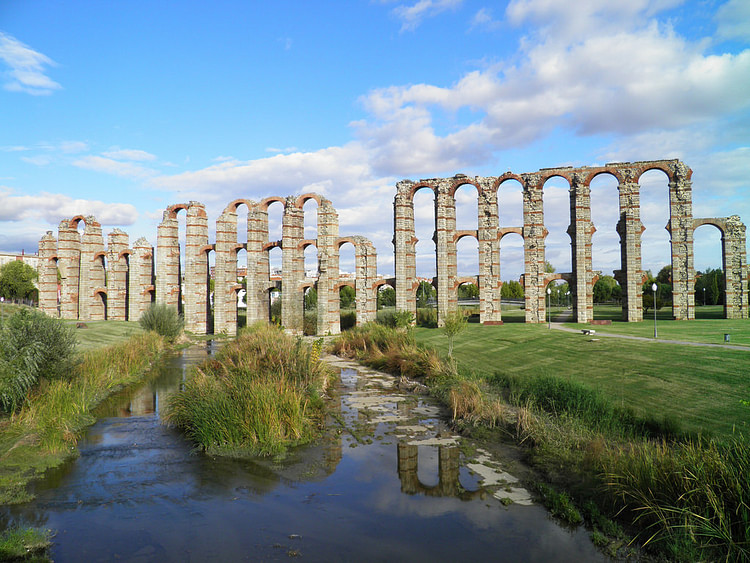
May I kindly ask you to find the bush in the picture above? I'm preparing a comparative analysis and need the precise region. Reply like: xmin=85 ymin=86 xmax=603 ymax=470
xmin=138 ymin=303 xmax=184 ymax=341
xmin=416 ymin=307 xmax=437 ymax=327
xmin=303 ymin=311 xmax=317 ymax=335
xmin=340 ymin=310 xmax=356 ymax=330
xmin=0 ymin=309 xmax=77 ymax=413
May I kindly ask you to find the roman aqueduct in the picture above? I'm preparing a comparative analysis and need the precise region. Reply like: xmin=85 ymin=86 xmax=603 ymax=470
xmin=36 ymin=159 xmax=748 ymax=334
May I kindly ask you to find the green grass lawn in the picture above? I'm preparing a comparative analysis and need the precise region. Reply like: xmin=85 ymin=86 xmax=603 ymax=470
xmin=567 ymin=305 xmax=750 ymax=347
xmin=68 ymin=320 xmax=145 ymax=351
xmin=414 ymin=323 xmax=750 ymax=438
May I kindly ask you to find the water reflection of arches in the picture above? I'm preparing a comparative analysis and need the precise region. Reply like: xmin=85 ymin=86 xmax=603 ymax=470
xmin=397 ymin=443 xmax=484 ymax=500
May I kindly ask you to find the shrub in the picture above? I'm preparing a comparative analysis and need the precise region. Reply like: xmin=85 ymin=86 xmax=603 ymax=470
xmin=0 ymin=309 xmax=77 ymax=413
xmin=416 ymin=307 xmax=437 ymax=327
xmin=303 ymin=311 xmax=317 ymax=335
xmin=340 ymin=310 xmax=356 ymax=330
xmin=138 ymin=303 xmax=184 ymax=341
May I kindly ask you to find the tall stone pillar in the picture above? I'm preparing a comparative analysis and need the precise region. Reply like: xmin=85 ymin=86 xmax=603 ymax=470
xmin=184 ymin=202 xmax=210 ymax=334
xmin=668 ymin=162 xmax=695 ymax=320
xmin=435 ymin=181 xmax=455 ymax=327
xmin=568 ymin=173 xmax=594 ymax=323
xmin=156 ymin=206 xmax=182 ymax=312
xmin=394 ymin=181 xmax=417 ymax=317
xmin=38 ymin=231 xmax=59 ymax=317
xmin=363 ymin=241 xmax=378 ymax=324
xmin=106 ymin=229 xmax=129 ymax=321
xmin=57 ymin=219 xmax=81 ymax=320
xmin=281 ymin=197 xmax=304 ymax=334
xmin=477 ymin=182 xmax=501 ymax=323
xmin=316 ymin=198 xmax=339 ymax=335
xmin=214 ymin=209 xmax=237 ymax=335
xmin=128 ymin=238 xmax=154 ymax=321
xmin=248 ymin=205 xmax=270 ymax=324
xmin=80 ymin=217 xmax=105 ymax=321
xmin=723 ymin=215 xmax=748 ymax=319
xmin=614 ymin=171 xmax=644 ymax=322
xmin=522 ymin=174 xmax=546 ymax=323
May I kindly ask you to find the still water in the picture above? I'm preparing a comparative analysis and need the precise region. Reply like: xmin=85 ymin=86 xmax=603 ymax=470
xmin=3 ymin=343 xmax=605 ymax=562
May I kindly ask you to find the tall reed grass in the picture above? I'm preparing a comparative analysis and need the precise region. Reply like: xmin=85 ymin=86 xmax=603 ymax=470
xmin=166 ymin=323 xmax=330 ymax=456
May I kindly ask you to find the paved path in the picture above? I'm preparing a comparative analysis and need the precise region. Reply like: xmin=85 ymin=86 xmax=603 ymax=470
xmin=550 ymin=317 xmax=750 ymax=352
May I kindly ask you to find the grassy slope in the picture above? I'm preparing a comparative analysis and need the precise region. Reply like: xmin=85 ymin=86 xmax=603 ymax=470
xmin=70 ymin=320 xmax=145 ymax=351
xmin=414 ymin=323 xmax=750 ymax=438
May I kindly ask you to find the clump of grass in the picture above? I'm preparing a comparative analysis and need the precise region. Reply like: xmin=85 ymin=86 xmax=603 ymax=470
xmin=139 ymin=303 xmax=184 ymax=341
xmin=0 ymin=525 xmax=52 ymax=560
xmin=534 ymin=482 xmax=583 ymax=525
xmin=165 ymin=323 xmax=331 ymax=456
xmin=602 ymin=435 xmax=750 ymax=561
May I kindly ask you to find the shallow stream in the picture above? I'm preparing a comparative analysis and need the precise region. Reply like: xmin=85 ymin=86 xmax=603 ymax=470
xmin=2 ymin=343 xmax=605 ymax=561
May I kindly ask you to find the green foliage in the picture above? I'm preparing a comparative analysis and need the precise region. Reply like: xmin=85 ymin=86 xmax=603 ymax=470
xmin=416 ymin=280 xmax=436 ymax=308
xmin=535 ymin=482 xmax=583 ymax=525
xmin=695 ymin=267 xmax=724 ymax=305
xmin=0 ymin=261 xmax=38 ymax=301
xmin=377 ymin=286 xmax=395 ymax=309
xmin=547 ymin=281 xmax=569 ymax=305
xmin=656 ymin=265 xmax=672 ymax=285
xmin=0 ymin=308 xmax=77 ymax=413
xmin=544 ymin=261 xmax=556 ymax=273
xmin=340 ymin=310 xmax=356 ymax=330
xmin=501 ymin=280 xmax=524 ymax=299
xmin=270 ymin=295 xmax=281 ymax=324
xmin=416 ymin=307 xmax=437 ymax=327
xmin=303 ymin=311 xmax=317 ymax=335
xmin=339 ymin=285 xmax=355 ymax=308
xmin=0 ymin=525 xmax=52 ymax=560
xmin=457 ymin=283 xmax=478 ymax=300
xmin=593 ymin=275 xmax=621 ymax=303
xmin=604 ymin=435 xmax=750 ymax=561
xmin=442 ymin=309 xmax=467 ymax=357
xmin=304 ymin=287 xmax=317 ymax=311
xmin=392 ymin=310 xmax=415 ymax=329
xmin=139 ymin=303 xmax=184 ymax=341
xmin=166 ymin=323 xmax=330 ymax=456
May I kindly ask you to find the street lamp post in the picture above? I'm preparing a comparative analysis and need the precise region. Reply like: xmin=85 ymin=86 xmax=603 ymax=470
xmin=703 ymin=287 xmax=706 ymax=306
xmin=566 ymin=291 xmax=570 ymax=309
xmin=547 ymin=287 xmax=552 ymax=329
xmin=652 ymin=282 xmax=658 ymax=339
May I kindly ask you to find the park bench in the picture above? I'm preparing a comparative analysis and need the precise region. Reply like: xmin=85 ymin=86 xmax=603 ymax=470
xmin=581 ymin=329 xmax=596 ymax=336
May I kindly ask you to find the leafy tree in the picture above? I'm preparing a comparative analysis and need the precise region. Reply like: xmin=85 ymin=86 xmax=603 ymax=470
xmin=593 ymin=275 xmax=620 ymax=303
xmin=377 ymin=286 xmax=395 ymax=308
xmin=304 ymin=287 xmax=317 ymax=310
xmin=339 ymin=285 xmax=355 ymax=309
xmin=695 ymin=268 xmax=724 ymax=305
xmin=656 ymin=265 xmax=672 ymax=285
xmin=457 ymin=283 xmax=478 ymax=300
xmin=0 ymin=261 xmax=38 ymax=302
xmin=416 ymin=280 xmax=436 ymax=308
xmin=501 ymin=280 xmax=524 ymax=299
xmin=547 ymin=281 xmax=569 ymax=305
xmin=442 ymin=309 xmax=467 ymax=358
xmin=545 ymin=261 xmax=556 ymax=274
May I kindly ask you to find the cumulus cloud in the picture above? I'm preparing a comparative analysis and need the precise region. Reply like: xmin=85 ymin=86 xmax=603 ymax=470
xmin=0 ymin=32 xmax=61 ymax=95
xmin=0 ymin=188 xmax=138 ymax=226
xmin=716 ymin=0 xmax=750 ymax=41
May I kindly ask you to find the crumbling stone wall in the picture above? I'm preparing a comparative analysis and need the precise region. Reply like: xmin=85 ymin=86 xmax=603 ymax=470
xmin=395 ymin=159 xmax=748 ymax=324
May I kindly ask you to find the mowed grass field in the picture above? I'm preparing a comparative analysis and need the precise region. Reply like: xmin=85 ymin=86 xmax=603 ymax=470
xmin=566 ymin=304 xmax=750 ymax=347
xmin=414 ymin=322 xmax=750 ymax=438
xmin=68 ymin=320 xmax=145 ymax=350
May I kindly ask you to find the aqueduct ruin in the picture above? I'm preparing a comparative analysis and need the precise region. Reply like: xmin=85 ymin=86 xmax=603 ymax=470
xmin=36 ymin=159 xmax=748 ymax=333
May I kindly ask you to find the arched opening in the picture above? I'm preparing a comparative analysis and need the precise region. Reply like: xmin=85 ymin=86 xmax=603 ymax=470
xmin=544 ymin=278 xmax=570 ymax=323
xmin=499 ymin=231 xmax=525 ymax=322
xmin=91 ymin=253 xmax=107 ymax=321
xmin=638 ymin=169 xmax=672 ymax=286
xmin=416 ymin=280 xmax=437 ymax=327
xmin=268 ymin=286 xmax=281 ymax=325
xmin=590 ymin=172 xmax=620 ymax=321
xmin=457 ymin=281 xmax=479 ymax=322
xmin=454 ymin=183 xmax=478 ymax=231
xmin=413 ymin=186 xmax=436 ymax=280
xmin=542 ymin=176 xmax=572 ymax=275
xmin=338 ymin=283 xmax=356 ymax=330
xmin=303 ymin=285 xmax=317 ymax=335
xmin=693 ymin=223 xmax=724 ymax=319
xmin=266 ymin=200 xmax=284 ymax=245
xmin=94 ymin=289 xmax=107 ymax=321
xmin=376 ymin=281 xmax=396 ymax=316
xmin=302 ymin=197 xmax=319 ymax=242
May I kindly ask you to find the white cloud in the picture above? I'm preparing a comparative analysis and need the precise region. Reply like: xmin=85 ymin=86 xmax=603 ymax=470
xmin=716 ymin=0 xmax=750 ymax=41
xmin=392 ymin=0 xmax=464 ymax=32
xmin=72 ymin=155 xmax=155 ymax=178
xmin=101 ymin=148 xmax=156 ymax=161
xmin=0 ymin=188 xmax=138 ymax=225
xmin=60 ymin=141 xmax=89 ymax=153
xmin=0 ymin=32 xmax=61 ymax=95
xmin=470 ymin=8 xmax=501 ymax=31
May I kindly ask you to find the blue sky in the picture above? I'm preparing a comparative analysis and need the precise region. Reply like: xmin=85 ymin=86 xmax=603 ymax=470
xmin=1 ymin=0 xmax=749 ymax=281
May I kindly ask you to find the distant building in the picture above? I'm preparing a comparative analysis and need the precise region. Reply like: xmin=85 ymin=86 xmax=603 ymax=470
xmin=0 ymin=251 xmax=40 ymax=271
